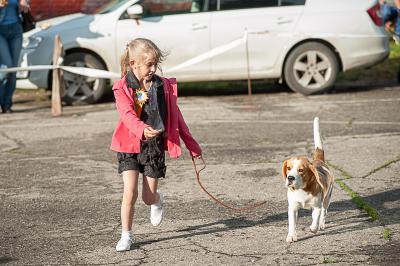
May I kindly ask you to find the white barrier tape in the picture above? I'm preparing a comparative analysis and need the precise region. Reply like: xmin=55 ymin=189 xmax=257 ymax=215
xmin=165 ymin=33 xmax=249 ymax=73
xmin=164 ymin=29 xmax=278 ymax=73
xmin=0 ymin=65 xmax=120 ymax=79
xmin=61 ymin=66 xmax=120 ymax=79
xmin=0 ymin=65 xmax=57 ymax=72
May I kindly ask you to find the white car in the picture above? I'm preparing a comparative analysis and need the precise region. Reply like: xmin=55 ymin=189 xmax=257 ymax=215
xmin=17 ymin=0 xmax=389 ymax=104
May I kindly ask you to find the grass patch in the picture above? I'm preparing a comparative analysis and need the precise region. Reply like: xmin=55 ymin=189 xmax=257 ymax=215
xmin=328 ymin=162 xmax=379 ymax=221
xmin=383 ymin=228 xmax=392 ymax=240
xmin=328 ymin=163 xmax=352 ymax=180
xmin=389 ymin=41 xmax=400 ymax=59
xmin=335 ymin=178 xmax=379 ymax=221
xmin=338 ymin=41 xmax=400 ymax=82
xmin=327 ymin=160 xmax=397 ymax=240
xmin=322 ymin=257 xmax=339 ymax=264
xmin=360 ymin=156 xmax=400 ymax=178
xmin=14 ymin=88 xmax=49 ymax=102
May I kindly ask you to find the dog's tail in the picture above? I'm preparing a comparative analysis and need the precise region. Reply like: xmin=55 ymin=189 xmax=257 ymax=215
xmin=313 ymin=117 xmax=325 ymax=162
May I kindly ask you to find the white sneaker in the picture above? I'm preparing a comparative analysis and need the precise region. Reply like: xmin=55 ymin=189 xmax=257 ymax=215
xmin=150 ymin=190 xmax=164 ymax=226
xmin=116 ymin=236 xmax=133 ymax=252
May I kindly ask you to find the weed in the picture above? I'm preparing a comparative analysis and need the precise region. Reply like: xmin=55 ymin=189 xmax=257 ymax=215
xmin=383 ymin=228 xmax=392 ymax=240
xmin=335 ymin=179 xmax=379 ymax=221
xmin=322 ymin=257 xmax=338 ymax=264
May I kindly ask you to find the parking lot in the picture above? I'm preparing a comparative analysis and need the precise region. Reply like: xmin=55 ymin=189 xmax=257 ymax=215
xmin=0 ymin=82 xmax=399 ymax=265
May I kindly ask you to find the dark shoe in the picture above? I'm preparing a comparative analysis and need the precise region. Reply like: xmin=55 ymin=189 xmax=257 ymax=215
xmin=2 ymin=107 xmax=13 ymax=113
xmin=397 ymin=70 xmax=400 ymax=84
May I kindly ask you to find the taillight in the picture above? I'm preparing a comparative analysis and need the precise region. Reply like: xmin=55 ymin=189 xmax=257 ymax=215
xmin=367 ymin=3 xmax=383 ymax=26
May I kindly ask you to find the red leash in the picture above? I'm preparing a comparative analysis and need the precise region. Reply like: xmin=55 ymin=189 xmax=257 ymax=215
xmin=191 ymin=157 xmax=267 ymax=212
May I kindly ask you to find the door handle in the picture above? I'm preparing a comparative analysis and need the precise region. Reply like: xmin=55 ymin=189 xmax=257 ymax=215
xmin=191 ymin=23 xmax=207 ymax=30
xmin=276 ymin=17 xmax=293 ymax=24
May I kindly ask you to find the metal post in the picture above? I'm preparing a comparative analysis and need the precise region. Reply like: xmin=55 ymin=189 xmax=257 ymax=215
xmin=245 ymin=30 xmax=252 ymax=96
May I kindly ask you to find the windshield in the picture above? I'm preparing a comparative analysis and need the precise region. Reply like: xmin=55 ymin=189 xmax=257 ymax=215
xmin=95 ymin=0 xmax=132 ymax=14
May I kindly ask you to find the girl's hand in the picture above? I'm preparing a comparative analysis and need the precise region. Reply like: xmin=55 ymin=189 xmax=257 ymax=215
xmin=19 ymin=0 xmax=29 ymax=13
xmin=144 ymin=126 xmax=160 ymax=139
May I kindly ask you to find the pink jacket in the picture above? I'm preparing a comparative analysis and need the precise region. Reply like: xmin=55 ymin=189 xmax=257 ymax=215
xmin=110 ymin=76 xmax=201 ymax=158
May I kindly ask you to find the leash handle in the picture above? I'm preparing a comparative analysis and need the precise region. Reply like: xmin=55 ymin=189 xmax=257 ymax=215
xmin=191 ymin=157 xmax=266 ymax=212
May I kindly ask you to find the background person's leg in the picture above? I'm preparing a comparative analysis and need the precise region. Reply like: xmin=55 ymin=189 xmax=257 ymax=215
xmin=381 ymin=3 xmax=398 ymax=24
xmin=381 ymin=3 xmax=391 ymax=24
xmin=3 ymin=24 xmax=22 ymax=110
xmin=0 ymin=34 xmax=12 ymax=111
xmin=394 ymin=8 xmax=400 ymax=37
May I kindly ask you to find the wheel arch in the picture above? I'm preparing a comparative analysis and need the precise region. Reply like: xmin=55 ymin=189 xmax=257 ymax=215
xmin=281 ymin=39 xmax=343 ymax=80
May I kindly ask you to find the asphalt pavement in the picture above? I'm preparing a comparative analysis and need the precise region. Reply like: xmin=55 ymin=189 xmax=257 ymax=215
xmin=0 ymin=83 xmax=399 ymax=265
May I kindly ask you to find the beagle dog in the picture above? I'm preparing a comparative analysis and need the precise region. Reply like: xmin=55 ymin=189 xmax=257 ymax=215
xmin=282 ymin=117 xmax=334 ymax=243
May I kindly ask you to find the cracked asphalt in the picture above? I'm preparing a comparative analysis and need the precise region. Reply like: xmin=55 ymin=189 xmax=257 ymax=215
xmin=0 ymin=83 xmax=399 ymax=265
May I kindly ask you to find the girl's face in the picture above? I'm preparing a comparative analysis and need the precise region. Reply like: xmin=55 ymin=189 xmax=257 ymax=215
xmin=130 ymin=53 xmax=157 ymax=83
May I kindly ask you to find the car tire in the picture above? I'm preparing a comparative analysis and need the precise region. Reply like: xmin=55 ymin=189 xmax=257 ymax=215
xmin=283 ymin=42 xmax=339 ymax=95
xmin=62 ymin=52 xmax=107 ymax=105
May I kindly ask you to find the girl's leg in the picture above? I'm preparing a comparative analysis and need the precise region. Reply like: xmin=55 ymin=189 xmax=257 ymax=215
xmin=121 ymin=170 xmax=139 ymax=232
xmin=116 ymin=170 xmax=139 ymax=251
xmin=142 ymin=176 xmax=159 ymax=205
xmin=142 ymin=176 xmax=164 ymax=226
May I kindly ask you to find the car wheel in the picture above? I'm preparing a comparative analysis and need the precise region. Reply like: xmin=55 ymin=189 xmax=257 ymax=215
xmin=283 ymin=42 xmax=338 ymax=95
xmin=62 ymin=52 xmax=107 ymax=104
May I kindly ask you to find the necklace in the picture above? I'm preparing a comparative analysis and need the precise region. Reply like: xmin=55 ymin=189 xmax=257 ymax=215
xmin=144 ymin=80 xmax=153 ymax=91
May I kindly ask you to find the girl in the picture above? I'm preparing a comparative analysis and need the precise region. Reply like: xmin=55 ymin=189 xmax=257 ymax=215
xmin=110 ymin=38 xmax=202 ymax=252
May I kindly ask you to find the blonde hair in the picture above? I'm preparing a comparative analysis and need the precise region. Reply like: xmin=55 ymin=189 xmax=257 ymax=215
xmin=120 ymin=38 xmax=166 ymax=78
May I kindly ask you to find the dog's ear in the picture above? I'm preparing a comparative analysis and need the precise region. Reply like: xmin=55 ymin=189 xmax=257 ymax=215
xmin=309 ymin=163 xmax=328 ymax=196
xmin=282 ymin=160 xmax=288 ymax=180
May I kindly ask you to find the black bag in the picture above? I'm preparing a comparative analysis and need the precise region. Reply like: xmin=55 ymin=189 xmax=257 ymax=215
xmin=21 ymin=10 xmax=35 ymax=32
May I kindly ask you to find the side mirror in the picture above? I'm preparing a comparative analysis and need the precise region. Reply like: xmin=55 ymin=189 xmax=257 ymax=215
xmin=127 ymin=4 xmax=143 ymax=19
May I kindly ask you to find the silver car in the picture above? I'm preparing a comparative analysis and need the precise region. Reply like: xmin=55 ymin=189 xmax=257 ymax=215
xmin=17 ymin=0 xmax=389 ymax=104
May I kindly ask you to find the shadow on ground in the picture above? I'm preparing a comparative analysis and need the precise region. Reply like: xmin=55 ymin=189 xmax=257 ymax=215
xmin=135 ymin=188 xmax=398 ymax=248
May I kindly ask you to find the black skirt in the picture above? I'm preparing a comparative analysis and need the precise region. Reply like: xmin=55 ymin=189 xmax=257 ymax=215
xmin=117 ymin=135 xmax=166 ymax=178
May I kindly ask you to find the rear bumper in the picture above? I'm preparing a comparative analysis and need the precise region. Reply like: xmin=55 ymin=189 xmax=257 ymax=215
xmin=339 ymin=35 xmax=390 ymax=71
xmin=344 ymin=48 xmax=390 ymax=71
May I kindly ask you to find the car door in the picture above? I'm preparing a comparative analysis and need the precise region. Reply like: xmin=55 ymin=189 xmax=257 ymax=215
xmin=115 ymin=0 xmax=211 ymax=80
xmin=210 ymin=0 xmax=305 ymax=79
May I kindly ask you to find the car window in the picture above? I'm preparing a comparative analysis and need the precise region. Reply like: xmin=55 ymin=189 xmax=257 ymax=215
xmin=219 ymin=0 xmax=279 ymax=11
xmin=280 ymin=0 xmax=306 ymax=6
xmin=208 ymin=0 xmax=218 ymax=11
xmin=140 ymin=0 xmax=206 ymax=17
xmin=97 ymin=0 xmax=129 ymax=14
